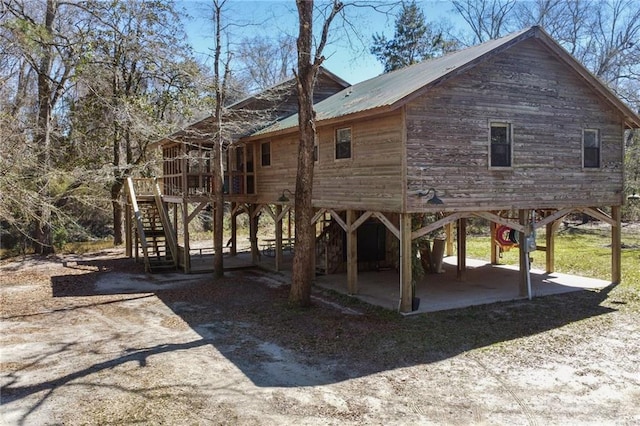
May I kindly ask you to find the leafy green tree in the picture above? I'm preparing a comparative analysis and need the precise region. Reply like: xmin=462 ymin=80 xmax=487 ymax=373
xmin=371 ymin=1 xmax=451 ymax=72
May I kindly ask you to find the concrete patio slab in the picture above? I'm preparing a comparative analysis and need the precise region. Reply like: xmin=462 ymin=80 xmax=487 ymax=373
xmin=177 ymin=250 xmax=611 ymax=314
xmin=313 ymin=257 xmax=612 ymax=314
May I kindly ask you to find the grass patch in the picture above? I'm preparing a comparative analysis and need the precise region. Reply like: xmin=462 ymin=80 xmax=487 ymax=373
xmin=1 ymin=239 xmax=115 ymax=259
xmin=60 ymin=239 xmax=115 ymax=255
xmin=466 ymin=225 xmax=640 ymax=292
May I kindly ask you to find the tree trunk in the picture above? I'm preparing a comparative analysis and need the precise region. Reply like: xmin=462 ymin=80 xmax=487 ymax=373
xmin=34 ymin=0 xmax=57 ymax=256
xmin=290 ymin=0 xmax=343 ymax=305
xmin=290 ymin=0 xmax=317 ymax=307
xmin=290 ymin=100 xmax=316 ymax=306
xmin=111 ymin=180 xmax=124 ymax=245
xmin=34 ymin=206 xmax=53 ymax=255
xmin=212 ymin=0 xmax=225 ymax=278
xmin=212 ymin=153 xmax=224 ymax=278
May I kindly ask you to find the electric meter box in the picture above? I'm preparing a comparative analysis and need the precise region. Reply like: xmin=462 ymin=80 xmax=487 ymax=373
xmin=523 ymin=235 xmax=536 ymax=252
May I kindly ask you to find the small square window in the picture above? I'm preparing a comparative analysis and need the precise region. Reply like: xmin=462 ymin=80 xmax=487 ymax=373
xmin=489 ymin=122 xmax=512 ymax=168
xmin=335 ymin=128 xmax=351 ymax=159
xmin=261 ymin=142 xmax=271 ymax=167
xmin=583 ymin=129 xmax=600 ymax=168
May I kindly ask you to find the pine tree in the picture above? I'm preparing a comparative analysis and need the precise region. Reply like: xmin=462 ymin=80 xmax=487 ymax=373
xmin=371 ymin=1 xmax=449 ymax=72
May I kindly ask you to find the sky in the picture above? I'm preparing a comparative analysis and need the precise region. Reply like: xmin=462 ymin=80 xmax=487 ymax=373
xmin=178 ymin=0 xmax=462 ymax=85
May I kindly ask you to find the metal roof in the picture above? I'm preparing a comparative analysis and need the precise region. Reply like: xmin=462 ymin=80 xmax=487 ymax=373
xmin=252 ymin=27 xmax=533 ymax=136
xmin=152 ymin=67 xmax=350 ymax=148
xmin=251 ymin=25 xmax=640 ymax=137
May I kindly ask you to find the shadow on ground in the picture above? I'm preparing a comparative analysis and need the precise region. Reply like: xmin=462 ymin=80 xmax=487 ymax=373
xmin=4 ymin=253 xmax=618 ymax=399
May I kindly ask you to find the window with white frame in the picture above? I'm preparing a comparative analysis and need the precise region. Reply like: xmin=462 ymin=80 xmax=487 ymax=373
xmin=583 ymin=129 xmax=600 ymax=168
xmin=335 ymin=127 xmax=351 ymax=159
xmin=489 ymin=122 xmax=512 ymax=168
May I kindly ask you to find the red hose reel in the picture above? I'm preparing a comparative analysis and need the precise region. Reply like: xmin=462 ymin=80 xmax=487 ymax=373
xmin=495 ymin=225 xmax=518 ymax=248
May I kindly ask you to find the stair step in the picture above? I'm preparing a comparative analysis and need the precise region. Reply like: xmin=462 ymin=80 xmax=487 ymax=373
xmin=149 ymin=264 xmax=176 ymax=273
xmin=144 ymin=230 xmax=166 ymax=237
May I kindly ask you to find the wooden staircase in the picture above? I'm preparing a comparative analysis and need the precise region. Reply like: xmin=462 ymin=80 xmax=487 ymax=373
xmin=137 ymin=200 xmax=175 ymax=272
xmin=315 ymin=219 xmax=344 ymax=275
xmin=126 ymin=178 xmax=178 ymax=273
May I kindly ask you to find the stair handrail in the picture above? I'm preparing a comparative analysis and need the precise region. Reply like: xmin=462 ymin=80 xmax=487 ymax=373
xmin=126 ymin=177 xmax=151 ymax=272
xmin=152 ymin=177 xmax=178 ymax=267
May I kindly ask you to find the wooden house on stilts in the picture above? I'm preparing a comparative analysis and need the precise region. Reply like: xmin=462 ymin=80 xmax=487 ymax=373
xmin=126 ymin=26 xmax=640 ymax=313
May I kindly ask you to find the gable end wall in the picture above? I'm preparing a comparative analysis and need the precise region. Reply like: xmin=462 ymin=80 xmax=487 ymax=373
xmin=405 ymin=38 xmax=625 ymax=212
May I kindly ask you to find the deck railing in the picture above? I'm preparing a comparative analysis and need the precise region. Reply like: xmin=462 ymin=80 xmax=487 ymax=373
xmin=132 ymin=178 xmax=156 ymax=197
xmin=125 ymin=177 xmax=151 ymax=272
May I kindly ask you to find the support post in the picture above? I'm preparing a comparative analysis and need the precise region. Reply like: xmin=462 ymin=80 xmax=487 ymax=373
xmin=490 ymin=221 xmax=498 ymax=265
xmin=181 ymin=144 xmax=190 ymax=273
xmin=518 ymin=209 xmax=529 ymax=297
xmin=445 ymin=222 xmax=454 ymax=256
xmin=249 ymin=205 xmax=260 ymax=264
xmin=399 ymin=213 xmax=413 ymax=313
xmin=173 ymin=204 xmax=178 ymax=238
xmin=275 ymin=204 xmax=283 ymax=271
xmin=230 ymin=202 xmax=237 ymax=255
xmin=346 ymin=210 xmax=358 ymax=294
xmin=612 ymin=205 xmax=621 ymax=284
xmin=125 ymin=202 xmax=132 ymax=258
xmin=457 ymin=218 xmax=467 ymax=281
xmin=545 ymin=221 xmax=556 ymax=273
xmin=183 ymin=201 xmax=190 ymax=273
xmin=134 ymin=218 xmax=139 ymax=262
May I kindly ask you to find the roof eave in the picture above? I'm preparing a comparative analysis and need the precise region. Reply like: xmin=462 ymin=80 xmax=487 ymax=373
xmin=241 ymin=105 xmax=396 ymax=142
xmin=150 ymin=115 xmax=217 ymax=149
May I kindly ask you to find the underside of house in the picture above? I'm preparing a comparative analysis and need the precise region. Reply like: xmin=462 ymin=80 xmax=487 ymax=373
xmin=125 ymin=26 xmax=640 ymax=313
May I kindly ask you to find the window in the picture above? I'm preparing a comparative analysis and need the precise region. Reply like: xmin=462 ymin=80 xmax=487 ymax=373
xmin=489 ymin=122 xmax=512 ymax=168
xmin=313 ymin=142 xmax=318 ymax=162
xmin=261 ymin=142 xmax=271 ymax=167
xmin=583 ymin=129 xmax=600 ymax=168
xmin=335 ymin=127 xmax=351 ymax=159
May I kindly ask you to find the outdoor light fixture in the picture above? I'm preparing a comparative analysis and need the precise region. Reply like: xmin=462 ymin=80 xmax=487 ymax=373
xmin=278 ymin=189 xmax=294 ymax=202
xmin=417 ymin=187 xmax=444 ymax=205
xmin=628 ymin=191 xmax=640 ymax=201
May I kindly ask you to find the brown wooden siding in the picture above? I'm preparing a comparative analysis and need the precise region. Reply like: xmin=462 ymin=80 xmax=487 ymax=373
xmin=405 ymin=38 xmax=625 ymax=212
xmin=253 ymin=133 xmax=298 ymax=203
xmin=254 ymin=111 xmax=405 ymax=211
xmin=157 ymin=72 xmax=348 ymax=199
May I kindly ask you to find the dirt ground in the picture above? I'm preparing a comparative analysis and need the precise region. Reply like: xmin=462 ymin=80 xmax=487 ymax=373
xmin=1 ymin=248 xmax=639 ymax=425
